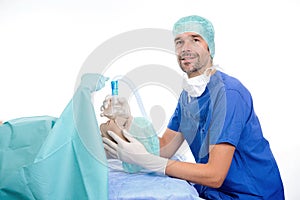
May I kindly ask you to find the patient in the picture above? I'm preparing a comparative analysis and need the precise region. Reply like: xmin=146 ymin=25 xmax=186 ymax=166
xmin=99 ymin=96 xmax=160 ymax=173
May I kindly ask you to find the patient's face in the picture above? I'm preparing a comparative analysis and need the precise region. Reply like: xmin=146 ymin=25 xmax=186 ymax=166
xmin=100 ymin=120 xmax=121 ymax=135
xmin=100 ymin=119 xmax=127 ymax=141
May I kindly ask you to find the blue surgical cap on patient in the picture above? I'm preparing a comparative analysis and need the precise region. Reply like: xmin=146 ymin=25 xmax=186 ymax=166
xmin=173 ymin=15 xmax=215 ymax=58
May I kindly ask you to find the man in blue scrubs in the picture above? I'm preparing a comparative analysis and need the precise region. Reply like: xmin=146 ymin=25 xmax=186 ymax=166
xmin=104 ymin=15 xmax=285 ymax=199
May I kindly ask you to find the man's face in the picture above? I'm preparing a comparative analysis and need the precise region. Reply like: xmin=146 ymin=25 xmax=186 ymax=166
xmin=174 ymin=32 xmax=211 ymax=77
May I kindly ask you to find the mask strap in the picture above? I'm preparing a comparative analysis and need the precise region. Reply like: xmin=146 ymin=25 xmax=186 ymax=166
xmin=204 ymin=66 xmax=216 ymax=76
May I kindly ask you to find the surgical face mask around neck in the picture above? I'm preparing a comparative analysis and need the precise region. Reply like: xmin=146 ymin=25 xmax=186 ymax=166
xmin=182 ymin=67 xmax=214 ymax=98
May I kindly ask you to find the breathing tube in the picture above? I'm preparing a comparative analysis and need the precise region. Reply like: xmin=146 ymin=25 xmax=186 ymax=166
xmin=111 ymin=75 xmax=149 ymax=121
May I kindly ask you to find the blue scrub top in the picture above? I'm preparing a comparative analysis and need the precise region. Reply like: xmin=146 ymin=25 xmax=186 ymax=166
xmin=168 ymin=71 xmax=284 ymax=199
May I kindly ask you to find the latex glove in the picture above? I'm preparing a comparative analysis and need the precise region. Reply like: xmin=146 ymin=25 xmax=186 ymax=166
xmin=100 ymin=95 xmax=132 ymax=130
xmin=103 ymin=129 xmax=168 ymax=175
xmin=80 ymin=73 xmax=109 ymax=92
xmin=101 ymin=136 xmax=118 ymax=159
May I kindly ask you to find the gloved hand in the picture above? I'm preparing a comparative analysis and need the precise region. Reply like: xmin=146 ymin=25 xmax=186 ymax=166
xmin=103 ymin=129 xmax=168 ymax=175
xmin=100 ymin=95 xmax=132 ymax=130
xmin=80 ymin=73 xmax=109 ymax=92
xmin=100 ymin=95 xmax=131 ymax=119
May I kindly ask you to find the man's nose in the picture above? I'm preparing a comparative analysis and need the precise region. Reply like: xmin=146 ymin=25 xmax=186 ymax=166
xmin=181 ymin=40 xmax=192 ymax=52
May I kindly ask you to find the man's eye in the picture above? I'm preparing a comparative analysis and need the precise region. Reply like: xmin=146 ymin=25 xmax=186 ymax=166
xmin=194 ymin=38 xmax=200 ymax=42
xmin=175 ymin=40 xmax=182 ymax=45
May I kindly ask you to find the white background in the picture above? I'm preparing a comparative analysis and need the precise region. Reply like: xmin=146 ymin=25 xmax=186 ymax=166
xmin=0 ymin=0 xmax=299 ymax=199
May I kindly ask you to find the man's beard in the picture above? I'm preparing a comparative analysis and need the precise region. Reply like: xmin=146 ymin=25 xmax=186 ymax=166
xmin=179 ymin=56 xmax=205 ymax=75
xmin=178 ymin=51 xmax=209 ymax=75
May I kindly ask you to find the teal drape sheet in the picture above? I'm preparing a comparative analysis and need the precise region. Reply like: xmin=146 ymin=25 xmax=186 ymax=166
xmin=0 ymin=83 xmax=108 ymax=200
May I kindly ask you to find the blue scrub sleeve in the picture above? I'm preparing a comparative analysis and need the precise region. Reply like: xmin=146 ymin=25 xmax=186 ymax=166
xmin=167 ymin=102 xmax=181 ymax=131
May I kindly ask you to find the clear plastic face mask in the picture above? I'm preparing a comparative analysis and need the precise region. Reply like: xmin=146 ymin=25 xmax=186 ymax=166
xmin=100 ymin=96 xmax=131 ymax=126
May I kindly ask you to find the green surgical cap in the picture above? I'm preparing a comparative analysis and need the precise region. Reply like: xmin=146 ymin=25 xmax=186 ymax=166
xmin=122 ymin=117 xmax=159 ymax=173
xmin=173 ymin=15 xmax=215 ymax=58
